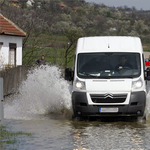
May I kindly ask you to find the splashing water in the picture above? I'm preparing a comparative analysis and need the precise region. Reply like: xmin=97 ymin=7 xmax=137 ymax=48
xmin=4 ymin=65 xmax=150 ymax=121
xmin=146 ymin=82 xmax=150 ymax=121
xmin=4 ymin=65 xmax=72 ymax=120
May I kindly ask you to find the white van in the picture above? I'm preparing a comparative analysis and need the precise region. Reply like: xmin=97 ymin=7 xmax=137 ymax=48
xmin=65 ymin=36 xmax=150 ymax=119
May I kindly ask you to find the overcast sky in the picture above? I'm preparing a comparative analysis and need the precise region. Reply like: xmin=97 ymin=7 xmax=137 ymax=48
xmin=85 ymin=0 xmax=150 ymax=10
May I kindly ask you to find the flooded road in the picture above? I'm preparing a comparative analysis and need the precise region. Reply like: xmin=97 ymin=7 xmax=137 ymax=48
xmin=3 ymin=117 xmax=150 ymax=150
xmin=3 ymin=65 xmax=150 ymax=150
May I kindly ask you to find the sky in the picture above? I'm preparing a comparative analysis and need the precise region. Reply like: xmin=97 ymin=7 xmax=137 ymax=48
xmin=85 ymin=0 xmax=150 ymax=10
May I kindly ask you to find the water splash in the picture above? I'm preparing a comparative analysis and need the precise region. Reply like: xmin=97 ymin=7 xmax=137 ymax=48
xmin=4 ymin=65 xmax=150 ymax=121
xmin=145 ymin=81 xmax=150 ymax=121
xmin=4 ymin=65 xmax=72 ymax=120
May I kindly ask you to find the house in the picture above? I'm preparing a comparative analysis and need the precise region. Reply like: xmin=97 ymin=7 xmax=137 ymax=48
xmin=10 ymin=0 xmax=20 ymax=8
xmin=13 ymin=0 xmax=35 ymax=7
xmin=59 ymin=2 xmax=67 ymax=8
xmin=26 ymin=0 xmax=35 ymax=7
xmin=0 ymin=13 xmax=26 ymax=69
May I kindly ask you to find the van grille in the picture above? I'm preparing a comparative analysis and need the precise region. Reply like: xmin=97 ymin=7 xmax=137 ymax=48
xmin=90 ymin=94 xmax=127 ymax=103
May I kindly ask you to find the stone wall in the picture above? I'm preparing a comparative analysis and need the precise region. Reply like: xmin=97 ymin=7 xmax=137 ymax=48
xmin=0 ymin=66 xmax=30 ymax=96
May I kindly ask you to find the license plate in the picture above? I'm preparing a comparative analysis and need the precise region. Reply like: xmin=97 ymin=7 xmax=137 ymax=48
xmin=99 ymin=107 xmax=118 ymax=113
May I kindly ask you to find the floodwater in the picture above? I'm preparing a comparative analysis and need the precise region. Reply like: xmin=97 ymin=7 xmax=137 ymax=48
xmin=2 ymin=65 xmax=150 ymax=150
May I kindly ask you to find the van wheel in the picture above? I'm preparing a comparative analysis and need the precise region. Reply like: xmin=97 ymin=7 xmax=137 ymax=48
xmin=138 ymin=109 xmax=147 ymax=121
xmin=72 ymin=114 xmax=77 ymax=120
xmin=72 ymin=114 xmax=88 ymax=121
xmin=138 ymin=115 xmax=146 ymax=122
xmin=72 ymin=114 xmax=81 ymax=121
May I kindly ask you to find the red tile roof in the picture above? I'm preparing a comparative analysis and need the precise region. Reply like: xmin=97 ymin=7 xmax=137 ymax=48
xmin=73 ymin=6 xmax=79 ymax=10
xmin=59 ymin=3 xmax=67 ymax=7
xmin=0 ymin=13 xmax=26 ymax=37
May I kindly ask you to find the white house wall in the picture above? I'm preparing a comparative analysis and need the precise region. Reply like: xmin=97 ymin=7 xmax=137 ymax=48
xmin=0 ymin=35 xmax=23 ymax=66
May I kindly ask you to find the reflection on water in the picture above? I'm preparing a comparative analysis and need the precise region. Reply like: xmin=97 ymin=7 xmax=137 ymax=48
xmin=3 ymin=118 xmax=150 ymax=150
xmin=71 ymin=121 xmax=150 ymax=150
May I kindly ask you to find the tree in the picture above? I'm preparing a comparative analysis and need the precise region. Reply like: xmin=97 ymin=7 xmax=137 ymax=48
xmin=63 ymin=27 xmax=84 ymax=68
xmin=133 ymin=20 xmax=149 ymax=34
xmin=0 ymin=0 xmax=5 ymax=8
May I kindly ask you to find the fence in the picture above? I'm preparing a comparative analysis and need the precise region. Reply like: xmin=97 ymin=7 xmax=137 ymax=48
xmin=0 ymin=66 xmax=30 ymax=96
xmin=0 ymin=64 xmax=16 ymax=71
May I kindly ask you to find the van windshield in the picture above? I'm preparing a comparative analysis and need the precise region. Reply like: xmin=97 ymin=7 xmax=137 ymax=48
xmin=77 ymin=52 xmax=141 ymax=78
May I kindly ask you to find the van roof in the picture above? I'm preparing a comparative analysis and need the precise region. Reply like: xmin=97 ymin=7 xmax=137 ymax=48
xmin=76 ymin=36 xmax=143 ymax=53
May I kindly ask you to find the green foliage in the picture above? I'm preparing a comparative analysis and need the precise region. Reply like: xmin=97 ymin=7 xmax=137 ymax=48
xmin=1 ymin=0 xmax=150 ymax=67
xmin=0 ymin=125 xmax=31 ymax=149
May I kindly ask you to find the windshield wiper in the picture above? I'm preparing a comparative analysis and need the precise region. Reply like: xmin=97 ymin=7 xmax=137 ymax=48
xmin=96 ymin=75 xmax=133 ymax=79
xmin=79 ymin=72 xmax=99 ymax=77
xmin=124 ymin=76 xmax=133 ymax=78
xmin=108 ymin=76 xmax=133 ymax=79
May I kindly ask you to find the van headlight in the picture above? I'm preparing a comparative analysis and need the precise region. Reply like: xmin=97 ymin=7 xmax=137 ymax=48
xmin=132 ymin=78 xmax=143 ymax=89
xmin=74 ymin=79 xmax=86 ymax=90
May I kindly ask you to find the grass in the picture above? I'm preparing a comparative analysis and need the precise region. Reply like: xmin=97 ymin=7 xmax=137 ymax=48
xmin=23 ymin=34 xmax=75 ymax=67
xmin=143 ymin=42 xmax=150 ymax=52
xmin=0 ymin=125 xmax=31 ymax=149
xmin=24 ymin=34 xmax=150 ymax=67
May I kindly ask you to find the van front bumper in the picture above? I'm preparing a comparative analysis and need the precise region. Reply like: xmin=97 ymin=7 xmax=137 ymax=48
xmin=72 ymin=91 xmax=146 ymax=117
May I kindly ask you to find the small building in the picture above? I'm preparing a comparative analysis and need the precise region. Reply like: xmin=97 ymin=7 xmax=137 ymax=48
xmin=59 ymin=2 xmax=67 ymax=8
xmin=10 ymin=0 xmax=20 ymax=8
xmin=0 ymin=13 xmax=26 ymax=69
xmin=26 ymin=0 xmax=35 ymax=7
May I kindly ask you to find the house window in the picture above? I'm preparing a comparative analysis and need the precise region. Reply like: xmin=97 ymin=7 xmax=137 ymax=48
xmin=9 ymin=43 xmax=16 ymax=67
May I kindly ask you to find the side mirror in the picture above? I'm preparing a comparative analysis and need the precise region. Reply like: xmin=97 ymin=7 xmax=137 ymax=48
xmin=65 ymin=68 xmax=74 ymax=81
xmin=145 ymin=67 xmax=150 ymax=80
